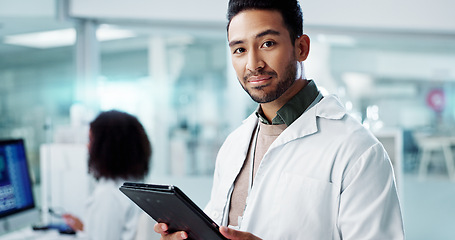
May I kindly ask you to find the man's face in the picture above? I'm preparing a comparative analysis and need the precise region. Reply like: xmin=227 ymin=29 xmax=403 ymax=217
xmin=228 ymin=9 xmax=299 ymax=103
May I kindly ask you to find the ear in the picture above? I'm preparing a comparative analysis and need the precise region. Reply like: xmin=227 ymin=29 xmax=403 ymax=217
xmin=294 ymin=34 xmax=310 ymax=62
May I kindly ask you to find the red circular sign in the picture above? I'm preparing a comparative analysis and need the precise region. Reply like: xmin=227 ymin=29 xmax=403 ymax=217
xmin=426 ymin=89 xmax=445 ymax=112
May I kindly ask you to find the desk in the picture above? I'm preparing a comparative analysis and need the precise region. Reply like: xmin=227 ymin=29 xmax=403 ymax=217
xmin=0 ymin=227 xmax=87 ymax=240
xmin=414 ymin=134 xmax=455 ymax=180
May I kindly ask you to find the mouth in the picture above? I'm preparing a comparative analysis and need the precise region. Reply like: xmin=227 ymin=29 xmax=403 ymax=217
xmin=247 ymin=75 xmax=273 ymax=86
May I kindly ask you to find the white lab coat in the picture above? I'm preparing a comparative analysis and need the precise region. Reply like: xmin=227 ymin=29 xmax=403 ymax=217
xmin=205 ymin=95 xmax=404 ymax=239
xmin=84 ymin=178 xmax=140 ymax=240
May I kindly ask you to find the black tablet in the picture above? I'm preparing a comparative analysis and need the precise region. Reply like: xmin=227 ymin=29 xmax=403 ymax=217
xmin=119 ymin=182 xmax=227 ymax=240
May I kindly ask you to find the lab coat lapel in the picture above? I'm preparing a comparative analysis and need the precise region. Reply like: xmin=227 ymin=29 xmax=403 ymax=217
xmin=224 ymin=113 xmax=259 ymax=188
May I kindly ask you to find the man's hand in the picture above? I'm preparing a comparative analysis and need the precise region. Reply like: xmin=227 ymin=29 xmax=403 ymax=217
xmin=154 ymin=223 xmax=188 ymax=240
xmin=220 ymin=226 xmax=262 ymax=240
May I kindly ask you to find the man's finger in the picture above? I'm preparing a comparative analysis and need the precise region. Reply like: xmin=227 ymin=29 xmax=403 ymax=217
xmin=153 ymin=223 xmax=188 ymax=239
xmin=154 ymin=223 xmax=168 ymax=234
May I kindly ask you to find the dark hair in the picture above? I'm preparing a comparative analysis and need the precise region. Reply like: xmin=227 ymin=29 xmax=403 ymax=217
xmin=88 ymin=110 xmax=151 ymax=180
xmin=227 ymin=0 xmax=303 ymax=42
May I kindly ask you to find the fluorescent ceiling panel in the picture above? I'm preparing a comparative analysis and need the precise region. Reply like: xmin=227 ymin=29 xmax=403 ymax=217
xmin=3 ymin=25 xmax=136 ymax=49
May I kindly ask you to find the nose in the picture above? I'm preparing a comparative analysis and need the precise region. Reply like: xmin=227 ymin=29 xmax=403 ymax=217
xmin=246 ymin=49 xmax=264 ymax=71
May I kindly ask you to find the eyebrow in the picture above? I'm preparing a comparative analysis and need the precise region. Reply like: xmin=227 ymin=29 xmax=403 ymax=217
xmin=229 ymin=29 xmax=281 ymax=47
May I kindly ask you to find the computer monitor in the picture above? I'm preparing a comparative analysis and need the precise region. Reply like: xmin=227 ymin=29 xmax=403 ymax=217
xmin=0 ymin=139 xmax=40 ymax=234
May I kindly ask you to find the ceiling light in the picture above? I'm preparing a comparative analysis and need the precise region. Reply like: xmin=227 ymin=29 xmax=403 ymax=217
xmin=97 ymin=24 xmax=136 ymax=42
xmin=3 ymin=25 xmax=136 ymax=49
xmin=4 ymin=28 xmax=76 ymax=48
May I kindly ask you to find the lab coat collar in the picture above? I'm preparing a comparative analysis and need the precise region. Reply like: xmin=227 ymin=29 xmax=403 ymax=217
xmin=234 ymin=94 xmax=346 ymax=167
xmin=271 ymin=94 xmax=346 ymax=147
xmin=242 ymin=109 xmax=260 ymax=125
xmin=314 ymin=95 xmax=346 ymax=120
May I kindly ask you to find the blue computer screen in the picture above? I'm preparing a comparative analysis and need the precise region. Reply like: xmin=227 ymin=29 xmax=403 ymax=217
xmin=0 ymin=139 xmax=35 ymax=218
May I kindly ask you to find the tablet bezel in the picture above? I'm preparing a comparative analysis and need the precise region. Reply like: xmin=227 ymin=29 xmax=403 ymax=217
xmin=120 ymin=182 xmax=227 ymax=240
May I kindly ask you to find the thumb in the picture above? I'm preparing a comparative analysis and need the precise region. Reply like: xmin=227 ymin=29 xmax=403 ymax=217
xmin=220 ymin=226 xmax=261 ymax=240
xmin=220 ymin=226 xmax=239 ymax=239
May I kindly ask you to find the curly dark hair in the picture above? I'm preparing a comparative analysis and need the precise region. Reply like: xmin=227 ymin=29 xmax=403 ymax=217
xmin=88 ymin=110 xmax=151 ymax=180
xmin=227 ymin=0 xmax=304 ymax=42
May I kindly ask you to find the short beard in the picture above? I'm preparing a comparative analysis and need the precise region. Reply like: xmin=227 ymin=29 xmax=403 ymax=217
xmin=242 ymin=60 xmax=297 ymax=103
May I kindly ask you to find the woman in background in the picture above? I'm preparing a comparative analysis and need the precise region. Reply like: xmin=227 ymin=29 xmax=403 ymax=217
xmin=63 ymin=110 xmax=152 ymax=240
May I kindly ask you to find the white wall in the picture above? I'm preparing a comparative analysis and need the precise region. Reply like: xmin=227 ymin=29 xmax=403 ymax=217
xmin=69 ymin=0 xmax=227 ymax=22
xmin=3 ymin=0 xmax=454 ymax=33
xmin=68 ymin=0 xmax=455 ymax=33
xmin=302 ymin=0 xmax=455 ymax=33
xmin=0 ymin=0 xmax=54 ymax=17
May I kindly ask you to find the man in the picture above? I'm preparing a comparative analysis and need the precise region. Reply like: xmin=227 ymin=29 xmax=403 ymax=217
xmin=155 ymin=0 xmax=404 ymax=239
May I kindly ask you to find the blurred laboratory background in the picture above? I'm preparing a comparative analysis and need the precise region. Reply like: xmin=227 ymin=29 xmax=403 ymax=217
xmin=0 ymin=0 xmax=454 ymax=239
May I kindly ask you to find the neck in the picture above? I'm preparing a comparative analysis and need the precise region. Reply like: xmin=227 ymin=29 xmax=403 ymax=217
xmin=260 ymin=78 xmax=308 ymax=123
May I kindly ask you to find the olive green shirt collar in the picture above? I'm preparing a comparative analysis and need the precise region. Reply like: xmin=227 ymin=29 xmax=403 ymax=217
xmin=256 ymin=80 xmax=320 ymax=126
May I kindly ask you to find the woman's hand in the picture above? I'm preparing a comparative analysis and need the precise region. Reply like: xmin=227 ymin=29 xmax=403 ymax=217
xmin=62 ymin=213 xmax=84 ymax=231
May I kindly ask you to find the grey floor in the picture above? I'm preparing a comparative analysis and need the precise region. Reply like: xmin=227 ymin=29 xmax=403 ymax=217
xmin=402 ymin=161 xmax=455 ymax=240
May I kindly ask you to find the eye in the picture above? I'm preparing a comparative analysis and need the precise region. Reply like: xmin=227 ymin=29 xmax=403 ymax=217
xmin=261 ymin=41 xmax=275 ymax=48
xmin=233 ymin=48 xmax=246 ymax=54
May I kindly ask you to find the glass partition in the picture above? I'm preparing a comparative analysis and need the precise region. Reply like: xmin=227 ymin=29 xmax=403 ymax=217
xmin=0 ymin=37 xmax=75 ymax=183
xmin=94 ymin=25 xmax=250 ymax=177
xmin=1 ymin=7 xmax=455 ymax=239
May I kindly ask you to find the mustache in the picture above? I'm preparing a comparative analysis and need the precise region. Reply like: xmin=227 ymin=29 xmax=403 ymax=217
xmin=243 ymin=69 xmax=278 ymax=82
